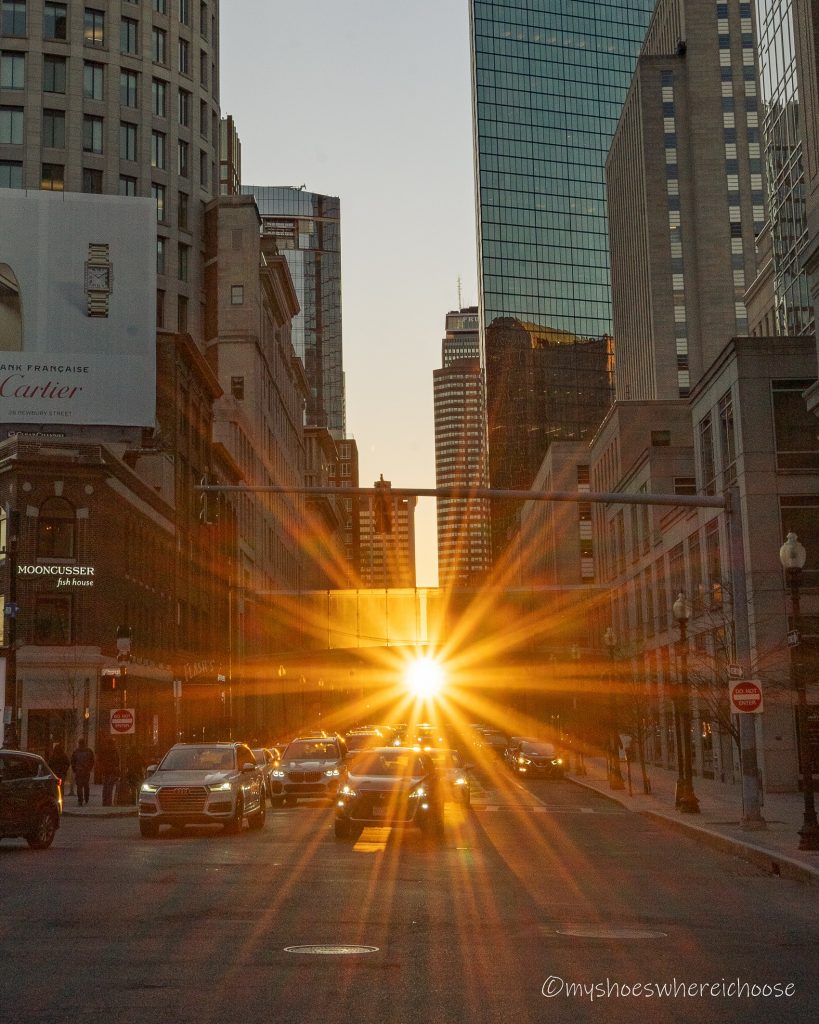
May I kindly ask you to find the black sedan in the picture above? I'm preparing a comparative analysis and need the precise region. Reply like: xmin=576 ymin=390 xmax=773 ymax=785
xmin=334 ymin=747 xmax=444 ymax=840
xmin=508 ymin=740 xmax=565 ymax=779
xmin=0 ymin=748 xmax=62 ymax=849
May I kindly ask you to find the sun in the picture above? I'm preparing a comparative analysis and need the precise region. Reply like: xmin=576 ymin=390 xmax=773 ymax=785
xmin=405 ymin=656 xmax=445 ymax=700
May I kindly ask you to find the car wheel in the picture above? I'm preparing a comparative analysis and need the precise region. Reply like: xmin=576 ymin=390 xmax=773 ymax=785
xmin=26 ymin=810 xmax=57 ymax=849
xmin=248 ymin=791 xmax=266 ymax=830
xmin=334 ymin=818 xmax=352 ymax=839
xmin=271 ymin=796 xmax=284 ymax=808
xmin=139 ymin=819 xmax=159 ymax=839
xmin=224 ymin=796 xmax=243 ymax=834
xmin=284 ymin=795 xmax=298 ymax=807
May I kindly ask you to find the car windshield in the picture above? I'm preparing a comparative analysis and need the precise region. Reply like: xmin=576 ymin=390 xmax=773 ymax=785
xmin=349 ymin=752 xmax=426 ymax=777
xmin=284 ymin=740 xmax=339 ymax=760
xmin=159 ymin=746 xmax=236 ymax=771
xmin=520 ymin=743 xmax=556 ymax=757
xmin=429 ymin=750 xmax=461 ymax=768
xmin=346 ymin=733 xmax=381 ymax=751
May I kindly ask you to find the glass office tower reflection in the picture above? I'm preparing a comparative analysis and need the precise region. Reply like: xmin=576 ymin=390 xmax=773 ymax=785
xmin=245 ymin=186 xmax=346 ymax=432
xmin=470 ymin=0 xmax=656 ymax=341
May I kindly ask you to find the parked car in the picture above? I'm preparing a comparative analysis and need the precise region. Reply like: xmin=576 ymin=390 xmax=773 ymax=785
xmin=0 ymin=748 xmax=62 ymax=849
xmin=507 ymin=739 xmax=565 ymax=778
xmin=334 ymin=746 xmax=444 ymax=840
xmin=137 ymin=742 xmax=266 ymax=837
xmin=270 ymin=734 xmax=348 ymax=806
xmin=252 ymin=747 xmax=281 ymax=803
xmin=427 ymin=748 xmax=472 ymax=808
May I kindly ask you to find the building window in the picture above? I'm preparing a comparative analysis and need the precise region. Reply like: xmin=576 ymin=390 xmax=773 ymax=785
xmin=178 ymin=242 xmax=189 ymax=282
xmin=84 ymin=7 xmax=105 ymax=45
xmin=82 ymin=167 xmax=103 ymax=193
xmin=178 ymin=37 xmax=189 ymax=75
xmin=153 ymin=0 xmax=167 ymax=12
xmin=43 ymin=2 xmax=67 ymax=40
xmin=199 ymin=1 xmax=207 ymax=38
xmin=0 ymin=106 xmax=23 ymax=145
xmin=34 ymin=595 xmax=72 ymax=644
xmin=199 ymin=49 xmax=207 ymax=88
xmin=177 ymin=294 xmax=188 ymax=333
xmin=119 ymin=174 xmax=136 ymax=196
xmin=698 ymin=414 xmax=716 ymax=495
xmin=178 ymin=191 xmax=189 ymax=229
xmin=83 ymin=61 xmax=104 ymax=99
xmin=230 ymin=284 xmax=243 ymax=305
xmin=37 ymin=497 xmax=75 ymax=558
xmin=651 ymin=430 xmax=671 ymax=446
xmin=151 ymin=78 xmax=167 ymax=117
xmin=151 ymin=130 xmax=166 ymax=169
xmin=705 ymin=520 xmax=722 ymax=609
xmin=1 ymin=51 xmax=25 ymax=90
xmin=119 ymin=121 xmax=137 ymax=160
xmin=179 ymin=0 xmax=190 ymax=24
xmin=199 ymin=99 xmax=208 ymax=137
xmin=1 ymin=1 xmax=26 ymax=36
xmin=152 ymin=26 xmax=167 ymax=64
xmin=82 ymin=114 xmax=103 ymax=154
xmin=151 ymin=182 xmax=166 ymax=222
xmin=120 ymin=17 xmax=138 ymax=55
xmin=199 ymin=148 xmax=208 ymax=189
xmin=119 ymin=69 xmax=138 ymax=107
xmin=0 ymin=160 xmax=22 ymax=188
xmin=718 ymin=390 xmax=736 ymax=485
xmin=177 ymin=138 xmax=188 ymax=177
xmin=178 ymin=88 xmax=191 ymax=126
xmin=40 ymin=162 xmax=64 ymax=190
xmin=772 ymin=380 xmax=819 ymax=471
xmin=231 ymin=376 xmax=244 ymax=399
xmin=156 ymin=235 xmax=166 ymax=274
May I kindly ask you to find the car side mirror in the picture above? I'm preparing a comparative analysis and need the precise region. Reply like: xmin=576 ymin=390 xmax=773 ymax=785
xmin=146 ymin=764 xmax=158 ymax=776
xmin=241 ymin=762 xmax=256 ymax=773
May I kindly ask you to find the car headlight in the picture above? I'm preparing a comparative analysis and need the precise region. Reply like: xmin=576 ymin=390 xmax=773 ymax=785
xmin=339 ymin=784 xmax=358 ymax=798
xmin=140 ymin=783 xmax=159 ymax=794
xmin=552 ymin=758 xmax=563 ymax=766
xmin=324 ymin=767 xmax=340 ymax=777
xmin=518 ymin=756 xmax=531 ymax=765
xmin=409 ymin=786 xmax=426 ymax=799
xmin=454 ymin=776 xmax=467 ymax=786
xmin=272 ymin=769 xmax=286 ymax=778
xmin=208 ymin=781 xmax=233 ymax=792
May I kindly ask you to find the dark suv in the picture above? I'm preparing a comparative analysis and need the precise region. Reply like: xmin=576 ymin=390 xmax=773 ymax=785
xmin=0 ymin=749 xmax=62 ymax=849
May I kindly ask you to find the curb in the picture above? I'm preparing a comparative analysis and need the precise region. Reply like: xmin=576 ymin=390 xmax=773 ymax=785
xmin=568 ymin=775 xmax=819 ymax=886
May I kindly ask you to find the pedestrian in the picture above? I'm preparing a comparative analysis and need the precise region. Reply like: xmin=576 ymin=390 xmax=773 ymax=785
xmin=48 ymin=741 xmax=70 ymax=796
xmin=125 ymin=745 xmax=144 ymax=804
xmin=71 ymin=737 xmax=95 ymax=807
xmin=97 ymin=736 xmax=119 ymax=807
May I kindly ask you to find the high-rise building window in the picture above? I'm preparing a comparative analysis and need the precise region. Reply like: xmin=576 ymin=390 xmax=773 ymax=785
xmin=698 ymin=414 xmax=716 ymax=496
xmin=1 ymin=1 xmax=26 ymax=36
xmin=156 ymin=235 xmax=166 ymax=275
xmin=152 ymin=26 xmax=167 ymax=64
xmin=119 ymin=174 xmax=136 ymax=196
xmin=178 ymin=242 xmax=189 ymax=282
xmin=177 ymin=294 xmax=188 ymax=333
xmin=120 ymin=17 xmax=138 ymax=55
xmin=177 ymin=139 xmax=188 ymax=177
xmin=199 ymin=149 xmax=208 ymax=189
xmin=151 ymin=78 xmax=166 ymax=117
xmin=178 ymin=190 xmax=189 ymax=229
xmin=230 ymin=285 xmax=243 ymax=305
xmin=179 ymin=0 xmax=190 ymax=25
xmin=0 ymin=160 xmax=23 ymax=189
xmin=120 ymin=69 xmax=138 ymax=107
xmin=1 ymin=51 xmax=25 ymax=90
xmin=199 ymin=2 xmax=207 ymax=38
xmin=0 ymin=106 xmax=23 ymax=145
xmin=151 ymin=182 xmax=166 ymax=221
xmin=83 ymin=61 xmax=104 ymax=100
xmin=199 ymin=99 xmax=208 ymax=137
xmin=718 ymin=390 xmax=736 ymax=486
xmin=178 ymin=88 xmax=191 ymax=126
xmin=41 ymin=162 xmax=64 ymax=190
xmin=199 ymin=49 xmax=207 ymax=89
xmin=83 ymin=8 xmax=105 ymax=46
xmin=82 ymin=167 xmax=103 ymax=193
xmin=43 ymin=2 xmax=67 ymax=40
xmin=178 ymin=37 xmax=190 ymax=75
xmin=119 ymin=121 xmax=137 ymax=160
xmin=153 ymin=0 xmax=167 ymax=12
xmin=151 ymin=130 xmax=166 ymax=169
xmin=82 ymin=114 xmax=104 ymax=154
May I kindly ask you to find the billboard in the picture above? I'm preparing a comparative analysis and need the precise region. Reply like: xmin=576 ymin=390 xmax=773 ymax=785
xmin=0 ymin=191 xmax=156 ymax=427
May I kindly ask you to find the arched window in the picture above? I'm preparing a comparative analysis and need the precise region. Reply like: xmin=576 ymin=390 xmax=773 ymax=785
xmin=0 ymin=263 xmax=23 ymax=351
xmin=37 ymin=498 xmax=75 ymax=559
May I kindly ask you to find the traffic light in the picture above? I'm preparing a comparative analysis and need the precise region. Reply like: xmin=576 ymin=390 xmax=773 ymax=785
xmin=374 ymin=477 xmax=393 ymax=535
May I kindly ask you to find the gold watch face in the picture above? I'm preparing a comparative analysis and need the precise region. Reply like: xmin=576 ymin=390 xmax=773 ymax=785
xmin=86 ymin=265 xmax=111 ymax=290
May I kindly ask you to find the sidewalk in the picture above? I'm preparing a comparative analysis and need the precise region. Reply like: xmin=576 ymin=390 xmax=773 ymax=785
xmin=61 ymin=782 xmax=137 ymax=818
xmin=569 ymin=756 xmax=819 ymax=886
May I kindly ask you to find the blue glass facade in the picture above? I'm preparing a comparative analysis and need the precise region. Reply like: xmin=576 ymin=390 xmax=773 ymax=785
xmin=244 ymin=186 xmax=346 ymax=432
xmin=471 ymin=0 xmax=656 ymax=341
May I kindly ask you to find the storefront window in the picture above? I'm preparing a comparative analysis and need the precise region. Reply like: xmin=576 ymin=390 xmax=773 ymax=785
xmin=37 ymin=497 xmax=75 ymax=559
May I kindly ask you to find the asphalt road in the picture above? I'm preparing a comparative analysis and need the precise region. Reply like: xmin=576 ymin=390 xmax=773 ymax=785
xmin=0 ymin=772 xmax=816 ymax=1024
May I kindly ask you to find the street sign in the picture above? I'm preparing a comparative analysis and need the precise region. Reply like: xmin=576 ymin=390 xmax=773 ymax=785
xmin=110 ymin=707 xmax=135 ymax=735
xmin=787 ymin=629 xmax=800 ymax=647
xmin=727 ymin=663 xmax=743 ymax=679
xmin=729 ymin=680 xmax=763 ymax=715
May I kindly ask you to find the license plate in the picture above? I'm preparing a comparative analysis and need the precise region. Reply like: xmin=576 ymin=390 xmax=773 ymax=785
xmin=371 ymin=805 xmax=387 ymax=818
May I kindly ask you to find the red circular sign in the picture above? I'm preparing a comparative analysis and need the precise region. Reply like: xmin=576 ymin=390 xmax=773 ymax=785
xmin=110 ymin=708 xmax=135 ymax=734
xmin=731 ymin=681 xmax=762 ymax=713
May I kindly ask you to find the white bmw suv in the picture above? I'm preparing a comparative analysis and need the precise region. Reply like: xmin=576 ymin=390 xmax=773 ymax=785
xmin=138 ymin=742 xmax=265 ymax=837
xmin=269 ymin=734 xmax=348 ymax=806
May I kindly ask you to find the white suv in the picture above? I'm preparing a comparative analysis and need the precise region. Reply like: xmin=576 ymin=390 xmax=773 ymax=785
xmin=138 ymin=742 xmax=265 ymax=837
xmin=270 ymin=734 xmax=348 ymax=806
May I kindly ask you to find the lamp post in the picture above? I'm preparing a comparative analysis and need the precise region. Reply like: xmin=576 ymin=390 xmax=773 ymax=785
xmin=603 ymin=627 xmax=624 ymax=790
xmin=672 ymin=593 xmax=700 ymax=814
xmin=778 ymin=532 xmax=819 ymax=851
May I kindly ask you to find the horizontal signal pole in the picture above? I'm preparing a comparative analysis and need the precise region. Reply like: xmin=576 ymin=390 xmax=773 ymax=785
xmin=196 ymin=483 xmax=726 ymax=510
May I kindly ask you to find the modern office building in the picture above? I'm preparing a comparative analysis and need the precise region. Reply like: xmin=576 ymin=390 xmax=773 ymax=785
xmin=0 ymin=0 xmax=221 ymax=340
xmin=244 ymin=185 xmax=346 ymax=434
xmin=433 ymin=306 xmax=491 ymax=587
xmin=359 ymin=480 xmax=417 ymax=589
xmin=607 ymin=0 xmax=765 ymax=401
xmin=469 ymin=0 xmax=656 ymax=344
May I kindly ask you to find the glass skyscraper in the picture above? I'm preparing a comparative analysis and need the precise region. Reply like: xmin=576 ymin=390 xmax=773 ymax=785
xmin=244 ymin=186 xmax=346 ymax=432
xmin=470 ymin=0 xmax=656 ymax=341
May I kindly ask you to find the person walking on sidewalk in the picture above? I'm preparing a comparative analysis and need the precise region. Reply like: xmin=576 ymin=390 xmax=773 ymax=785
xmin=48 ymin=742 xmax=70 ymax=796
xmin=97 ymin=736 xmax=119 ymax=807
xmin=71 ymin=738 xmax=95 ymax=806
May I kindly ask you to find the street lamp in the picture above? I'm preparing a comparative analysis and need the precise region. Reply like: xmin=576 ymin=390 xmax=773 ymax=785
xmin=778 ymin=532 xmax=819 ymax=851
xmin=603 ymin=627 xmax=624 ymax=790
xmin=672 ymin=593 xmax=700 ymax=814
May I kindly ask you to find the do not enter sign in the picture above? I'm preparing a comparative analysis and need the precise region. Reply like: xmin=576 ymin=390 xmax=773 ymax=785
xmin=110 ymin=708 xmax=136 ymax=734
xmin=729 ymin=681 xmax=763 ymax=715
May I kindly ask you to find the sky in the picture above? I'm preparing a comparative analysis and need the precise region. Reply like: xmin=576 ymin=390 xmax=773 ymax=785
xmin=220 ymin=1 xmax=480 ymax=587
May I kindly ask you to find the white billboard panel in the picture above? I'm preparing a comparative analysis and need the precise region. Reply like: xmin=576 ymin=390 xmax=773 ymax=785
xmin=0 ymin=191 xmax=156 ymax=427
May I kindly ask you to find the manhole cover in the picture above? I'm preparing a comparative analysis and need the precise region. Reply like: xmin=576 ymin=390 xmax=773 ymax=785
xmin=284 ymin=944 xmax=379 ymax=955
xmin=556 ymin=925 xmax=667 ymax=939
